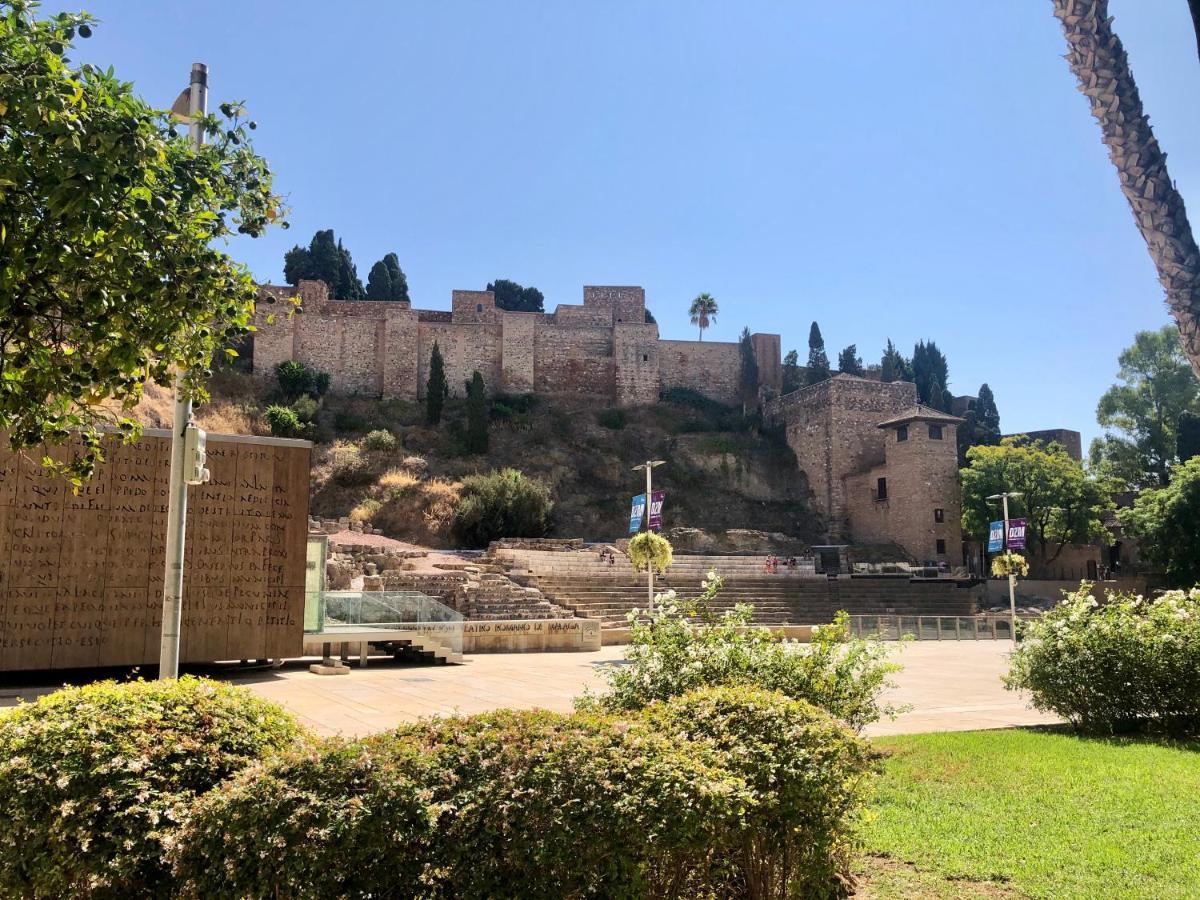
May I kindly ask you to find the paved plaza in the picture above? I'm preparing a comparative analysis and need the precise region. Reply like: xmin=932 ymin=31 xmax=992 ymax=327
xmin=0 ymin=641 xmax=1059 ymax=736
xmin=232 ymin=640 xmax=1058 ymax=737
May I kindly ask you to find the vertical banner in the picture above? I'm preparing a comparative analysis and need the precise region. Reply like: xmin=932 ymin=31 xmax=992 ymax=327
xmin=628 ymin=493 xmax=646 ymax=533
xmin=1007 ymin=518 xmax=1027 ymax=551
xmin=647 ymin=490 xmax=665 ymax=531
xmin=987 ymin=521 xmax=1004 ymax=553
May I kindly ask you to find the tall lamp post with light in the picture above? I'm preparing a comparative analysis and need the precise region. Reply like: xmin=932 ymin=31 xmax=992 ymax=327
xmin=632 ymin=459 xmax=665 ymax=611
xmin=987 ymin=490 xmax=1024 ymax=640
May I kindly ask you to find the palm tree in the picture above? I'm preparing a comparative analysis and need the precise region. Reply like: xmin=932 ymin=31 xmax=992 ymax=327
xmin=1051 ymin=0 xmax=1200 ymax=378
xmin=689 ymin=293 xmax=719 ymax=341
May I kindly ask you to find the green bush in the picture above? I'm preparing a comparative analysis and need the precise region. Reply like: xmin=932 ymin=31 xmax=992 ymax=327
xmin=331 ymin=453 xmax=374 ymax=487
xmin=274 ymin=360 xmax=329 ymax=401
xmin=174 ymin=690 xmax=868 ymax=900
xmin=332 ymin=407 xmax=370 ymax=433
xmin=290 ymin=395 xmax=319 ymax=424
xmin=586 ymin=574 xmax=902 ymax=732
xmin=263 ymin=403 xmax=302 ymax=438
xmin=361 ymin=428 xmax=398 ymax=453
xmin=451 ymin=468 xmax=553 ymax=547
xmin=1006 ymin=585 xmax=1200 ymax=735
xmin=0 ymin=677 xmax=300 ymax=899
xmin=597 ymin=407 xmax=626 ymax=430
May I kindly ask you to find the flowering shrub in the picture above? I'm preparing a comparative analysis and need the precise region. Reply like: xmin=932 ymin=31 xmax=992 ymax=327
xmin=991 ymin=551 xmax=1029 ymax=578
xmin=175 ymin=688 xmax=869 ymax=899
xmin=1006 ymin=585 xmax=1200 ymax=735
xmin=0 ymin=677 xmax=301 ymax=898
xmin=584 ymin=573 xmax=902 ymax=732
xmin=627 ymin=530 xmax=673 ymax=573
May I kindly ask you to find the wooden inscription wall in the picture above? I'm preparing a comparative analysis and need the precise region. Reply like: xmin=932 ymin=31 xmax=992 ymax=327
xmin=0 ymin=431 xmax=311 ymax=672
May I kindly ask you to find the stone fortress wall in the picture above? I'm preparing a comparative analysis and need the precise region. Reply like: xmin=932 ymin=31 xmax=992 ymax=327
xmin=253 ymin=281 xmax=782 ymax=407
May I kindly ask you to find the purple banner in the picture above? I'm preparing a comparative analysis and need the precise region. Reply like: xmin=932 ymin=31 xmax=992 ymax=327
xmin=1007 ymin=518 xmax=1027 ymax=551
xmin=648 ymin=490 xmax=665 ymax=531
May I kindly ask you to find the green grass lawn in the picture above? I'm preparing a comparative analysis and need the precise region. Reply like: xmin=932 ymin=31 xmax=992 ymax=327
xmin=859 ymin=729 xmax=1200 ymax=899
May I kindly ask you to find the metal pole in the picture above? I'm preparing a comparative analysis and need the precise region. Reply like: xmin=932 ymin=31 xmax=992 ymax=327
xmin=1002 ymin=493 xmax=1017 ymax=642
xmin=645 ymin=460 xmax=654 ymax=613
xmin=158 ymin=62 xmax=207 ymax=680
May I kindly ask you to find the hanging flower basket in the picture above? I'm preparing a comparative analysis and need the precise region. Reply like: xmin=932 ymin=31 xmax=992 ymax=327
xmin=627 ymin=532 xmax=673 ymax=574
xmin=991 ymin=551 xmax=1029 ymax=578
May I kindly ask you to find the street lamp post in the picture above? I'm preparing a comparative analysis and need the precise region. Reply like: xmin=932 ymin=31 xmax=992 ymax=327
xmin=632 ymin=459 xmax=665 ymax=612
xmin=987 ymin=491 xmax=1024 ymax=641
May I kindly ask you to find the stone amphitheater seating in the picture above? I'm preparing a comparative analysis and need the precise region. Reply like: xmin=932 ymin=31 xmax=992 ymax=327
xmin=491 ymin=549 xmax=980 ymax=628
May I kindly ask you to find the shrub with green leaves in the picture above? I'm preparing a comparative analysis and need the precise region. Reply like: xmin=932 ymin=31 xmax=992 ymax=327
xmin=274 ymin=360 xmax=329 ymax=401
xmin=586 ymin=574 xmax=902 ymax=732
xmin=1006 ymin=584 xmax=1200 ymax=735
xmin=174 ymin=689 xmax=869 ymax=900
xmin=290 ymin=395 xmax=319 ymax=424
xmin=0 ymin=676 xmax=300 ymax=898
xmin=451 ymin=468 xmax=553 ymax=547
xmin=597 ymin=407 xmax=626 ymax=430
xmin=263 ymin=403 xmax=302 ymax=438
xmin=361 ymin=428 xmax=398 ymax=453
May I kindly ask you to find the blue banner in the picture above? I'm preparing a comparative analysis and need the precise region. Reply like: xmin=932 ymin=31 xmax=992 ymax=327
xmin=987 ymin=520 xmax=1004 ymax=553
xmin=628 ymin=493 xmax=646 ymax=533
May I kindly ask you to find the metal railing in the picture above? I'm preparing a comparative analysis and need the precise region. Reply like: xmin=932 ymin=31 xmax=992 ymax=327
xmin=847 ymin=614 xmax=1028 ymax=641
xmin=305 ymin=590 xmax=464 ymax=653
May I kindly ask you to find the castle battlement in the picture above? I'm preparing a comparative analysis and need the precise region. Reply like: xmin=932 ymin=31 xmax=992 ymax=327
xmin=252 ymin=280 xmax=780 ymax=407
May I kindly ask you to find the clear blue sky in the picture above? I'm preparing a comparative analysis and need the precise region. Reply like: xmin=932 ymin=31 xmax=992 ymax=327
xmin=48 ymin=1 xmax=1200 ymax=448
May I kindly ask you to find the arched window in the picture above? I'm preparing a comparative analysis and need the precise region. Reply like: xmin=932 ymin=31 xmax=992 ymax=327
xmin=476 ymin=303 xmax=483 ymax=313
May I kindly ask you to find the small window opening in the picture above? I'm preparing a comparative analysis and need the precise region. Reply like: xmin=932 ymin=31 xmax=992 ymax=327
xmin=897 ymin=425 xmax=908 ymax=442
xmin=936 ymin=539 xmax=947 ymax=555
xmin=875 ymin=477 xmax=888 ymax=501
xmin=642 ymin=354 xmax=648 ymax=362
xmin=934 ymin=508 xmax=945 ymax=523
xmin=476 ymin=303 xmax=483 ymax=313
xmin=929 ymin=424 xmax=943 ymax=440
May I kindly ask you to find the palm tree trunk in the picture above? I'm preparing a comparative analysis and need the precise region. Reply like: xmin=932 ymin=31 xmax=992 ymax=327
xmin=1052 ymin=0 xmax=1200 ymax=378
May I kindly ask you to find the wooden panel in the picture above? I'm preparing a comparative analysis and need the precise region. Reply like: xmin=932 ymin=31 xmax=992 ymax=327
xmin=0 ymin=433 xmax=310 ymax=672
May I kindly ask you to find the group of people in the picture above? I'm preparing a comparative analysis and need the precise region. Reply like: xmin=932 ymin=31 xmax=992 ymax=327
xmin=598 ymin=549 xmax=618 ymax=567
xmin=764 ymin=555 xmax=799 ymax=574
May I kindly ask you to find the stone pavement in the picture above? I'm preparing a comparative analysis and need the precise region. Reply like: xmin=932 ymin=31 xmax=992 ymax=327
xmin=223 ymin=640 xmax=1058 ymax=738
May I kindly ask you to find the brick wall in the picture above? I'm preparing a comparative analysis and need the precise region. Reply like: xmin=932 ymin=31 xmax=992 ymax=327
xmin=417 ymin=322 xmax=503 ymax=398
xmin=659 ymin=340 xmax=742 ymax=404
xmin=583 ymin=285 xmax=645 ymax=324
xmin=614 ymin=324 xmax=661 ymax=406
xmin=500 ymin=314 xmax=537 ymax=393
xmin=533 ymin=325 xmax=615 ymax=397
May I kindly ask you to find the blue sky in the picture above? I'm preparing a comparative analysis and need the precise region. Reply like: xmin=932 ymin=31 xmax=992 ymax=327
xmin=49 ymin=1 xmax=1200 ymax=448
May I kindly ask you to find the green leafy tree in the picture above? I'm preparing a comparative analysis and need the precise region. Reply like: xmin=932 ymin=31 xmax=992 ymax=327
xmin=464 ymin=370 xmax=489 ymax=454
xmin=0 ymin=2 xmax=286 ymax=481
xmin=961 ymin=439 xmax=1113 ymax=565
xmin=487 ymin=278 xmax=544 ymax=313
xmin=283 ymin=229 xmax=363 ymax=299
xmin=837 ymin=344 xmax=864 ymax=376
xmin=425 ymin=342 xmax=448 ymax=425
xmin=955 ymin=382 xmax=1002 ymax=466
xmin=1089 ymin=325 xmax=1200 ymax=487
xmin=365 ymin=252 xmax=409 ymax=301
xmin=880 ymin=338 xmax=911 ymax=383
xmin=1179 ymin=410 xmax=1200 ymax=463
xmin=738 ymin=327 xmax=759 ymax=408
xmin=782 ymin=349 xmax=802 ymax=393
xmin=912 ymin=340 xmax=950 ymax=408
xmin=806 ymin=322 xmax=831 ymax=384
xmin=688 ymin=292 xmax=718 ymax=341
xmin=1122 ymin=456 xmax=1200 ymax=585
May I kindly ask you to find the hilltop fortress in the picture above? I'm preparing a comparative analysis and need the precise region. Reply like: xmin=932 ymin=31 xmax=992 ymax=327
xmin=254 ymin=280 xmax=782 ymax=407
xmin=253 ymin=281 xmax=961 ymax=565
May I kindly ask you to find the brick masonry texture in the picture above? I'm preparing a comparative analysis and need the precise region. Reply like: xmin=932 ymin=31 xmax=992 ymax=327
xmin=253 ymin=281 xmax=781 ymax=406
xmin=766 ymin=375 xmax=963 ymax=563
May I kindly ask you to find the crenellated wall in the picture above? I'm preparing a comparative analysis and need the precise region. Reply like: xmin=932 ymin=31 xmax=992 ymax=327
xmin=252 ymin=281 xmax=782 ymax=407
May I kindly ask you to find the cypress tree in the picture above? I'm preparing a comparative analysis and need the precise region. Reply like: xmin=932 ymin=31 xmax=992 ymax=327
xmin=782 ymin=349 xmax=801 ymax=393
xmin=426 ymin=342 xmax=448 ymax=425
xmin=383 ymin=252 xmax=410 ymax=302
xmin=806 ymin=321 xmax=830 ymax=384
xmin=738 ymin=327 xmax=760 ymax=409
xmin=465 ymin=371 xmax=489 ymax=454
xmin=366 ymin=260 xmax=393 ymax=300
xmin=975 ymin=383 xmax=1001 ymax=444
xmin=912 ymin=340 xmax=949 ymax=406
xmin=880 ymin=340 xmax=897 ymax=383
xmin=837 ymin=344 xmax=864 ymax=376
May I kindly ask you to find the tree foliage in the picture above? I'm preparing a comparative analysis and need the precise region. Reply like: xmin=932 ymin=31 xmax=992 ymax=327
xmin=912 ymin=339 xmax=950 ymax=409
xmin=1121 ymin=456 xmax=1200 ymax=586
xmin=425 ymin=341 xmax=447 ymax=425
xmin=1089 ymin=325 xmax=1200 ymax=487
xmin=464 ymin=370 xmax=488 ymax=454
xmin=1180 ymin=410 xmax=1200 ymax=463
xmin=737 ymin=326 xmax=759 ymax=406
xmin=837 ymin=344 xmax=864 ymax=376
xmin=283 ymin=229 xmax=364 ymax=299
xmin=451 ymin=468 xmax=553 ymax=546
xmin=880 ymin=338 xmax=911 ymax=384
xmin=487 ymin=278 xmax=543 ymax=313
xmin=956 ymin=382 xmax=1002 ymax=466
xmin=806 ymin=321 xmax=830 ymax=384
xmin=0 ymin=2 xmax=287 ymax=480
xmin=688 ymin=292 xmax=718 ymax=340
xmin=781 ymin=348 xmax=802 ymax=393
xmin=364 ymin=252 xmax=409 ymax=302
xmin=961 ymin=439 xmax=1113 ymax=564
